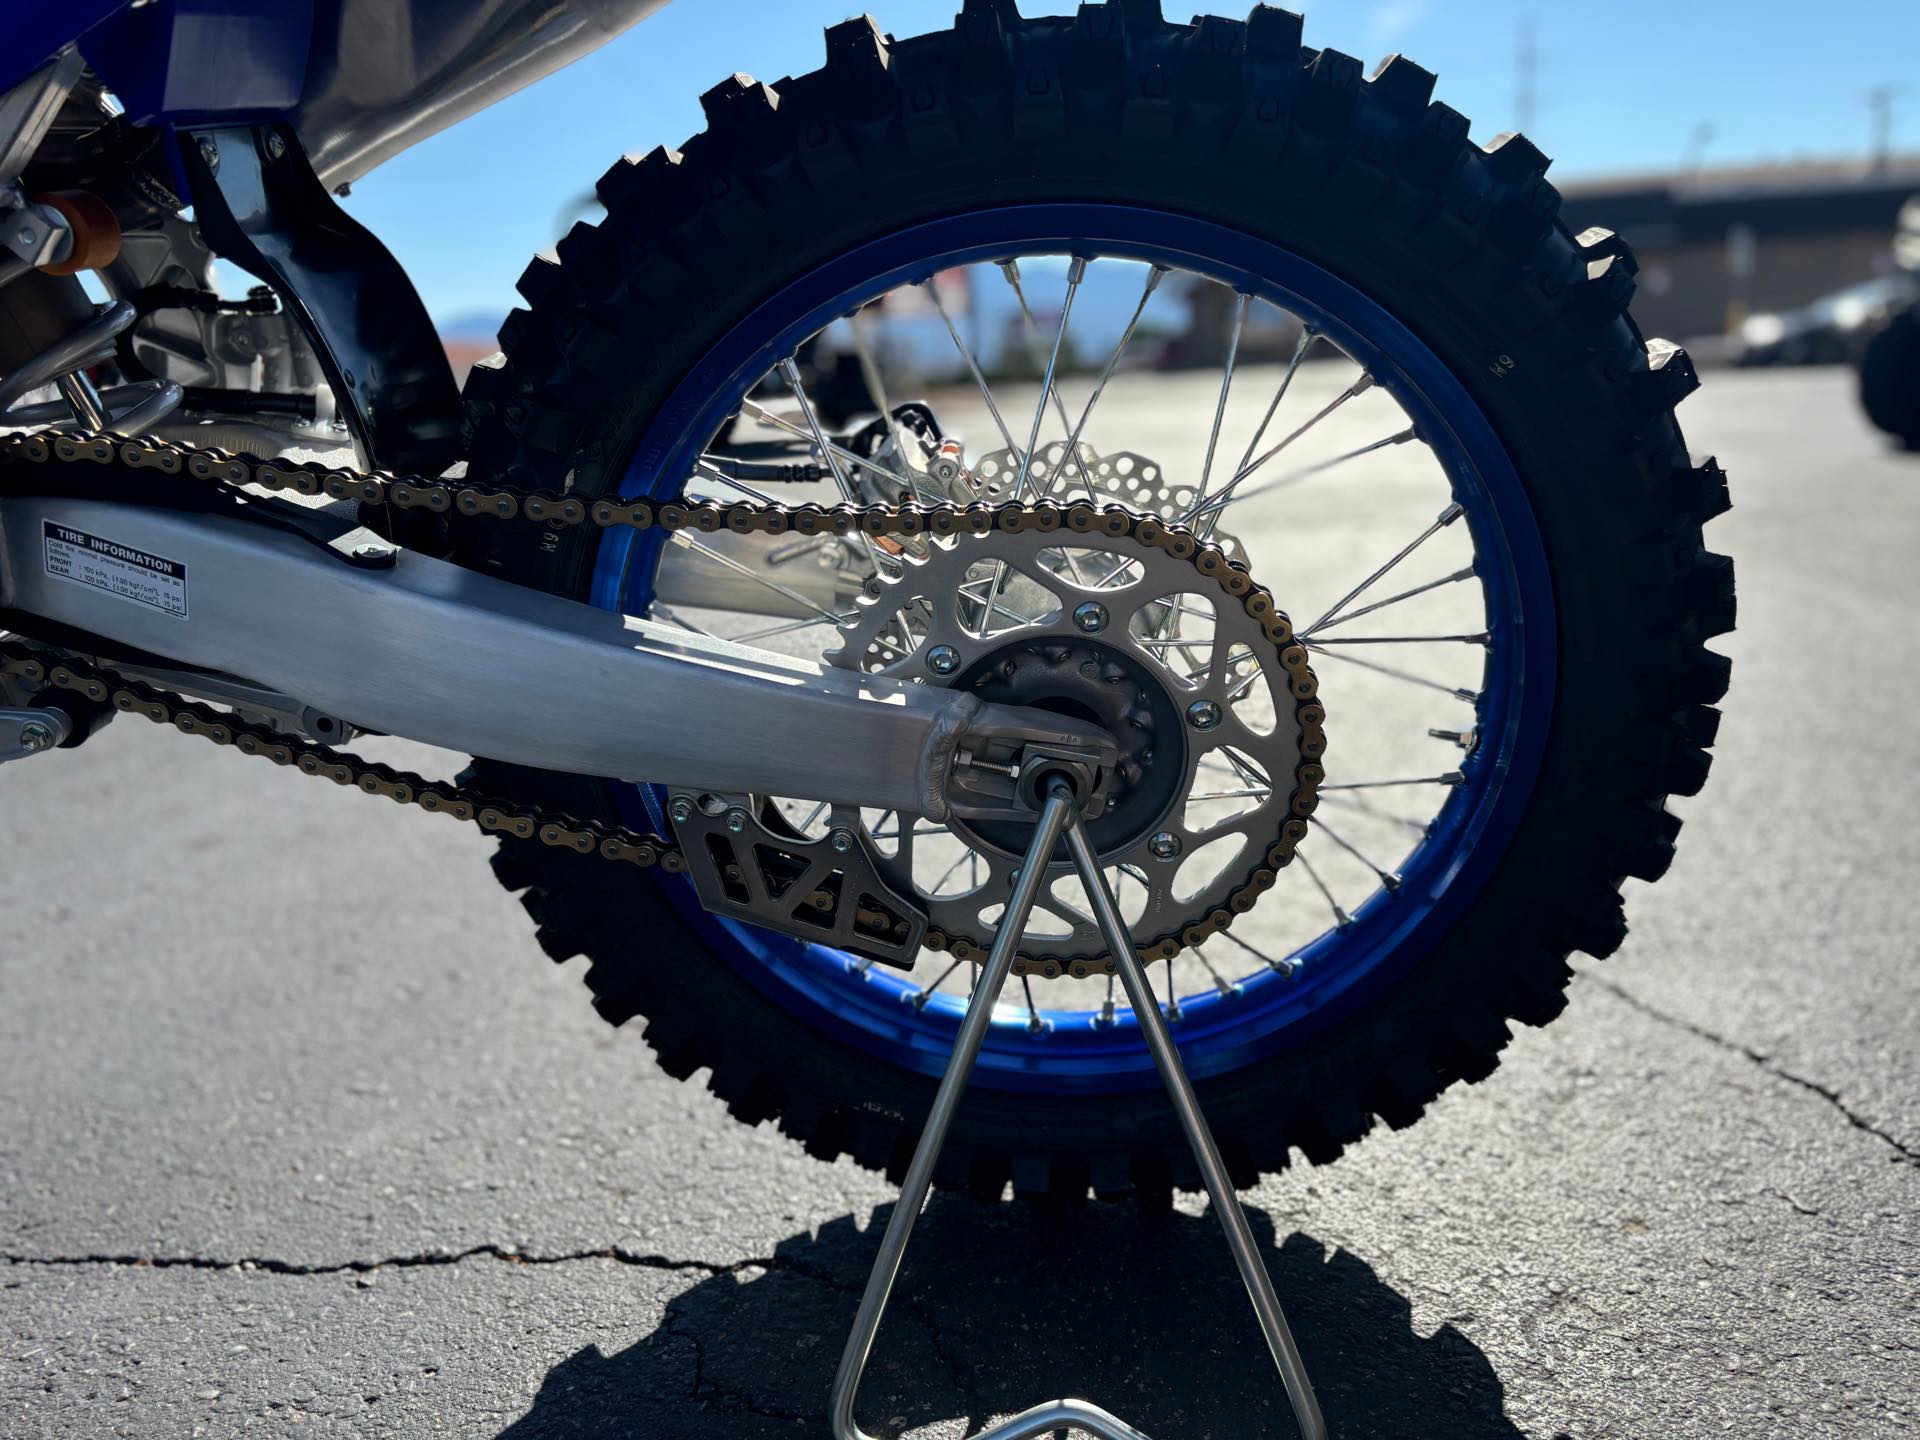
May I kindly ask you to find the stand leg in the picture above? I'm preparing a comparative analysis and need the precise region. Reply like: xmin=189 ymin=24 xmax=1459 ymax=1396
xmin=1061 ymin=797 xmax=1327 ymax=1440
xmin=829 ymin=788 xmax=1080 ymax=1440
xmin=827 ymin=780 xmax=1327 ymax=1440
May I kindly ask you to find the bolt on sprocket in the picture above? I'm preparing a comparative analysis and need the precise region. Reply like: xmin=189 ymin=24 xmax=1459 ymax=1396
xmin=823 ymin=523 xmax=1325 ymax=977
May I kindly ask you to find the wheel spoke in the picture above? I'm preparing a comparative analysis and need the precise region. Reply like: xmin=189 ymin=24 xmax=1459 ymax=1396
xmin=1192 ymin=291 xmax=1250 ymax=519
xmin=1319 ymin=773 xmax=1465 ymax=792
xmin=779 ymin=357 xmax=900 ymax=576
xmin=1010 ymin=257 xmax=1086 ymax=500
xmin=668 ymin=530 xmax=854 ymax=625
xmin=927 ymin=848 xmax=976 ymax=895
xmin=1196 ymin=947 xmax=1239 ymax=998
xmin=921 ymin=276 xmax=1021 ymax=456
xmin=954 ymin=575 xmax=1045 ymax=627
xmin=1231 ymin=326 xmax=1317 ymax=481
xmin=1302 ymin=642 xmax=1478 ymax=702
xmin=911 ymin=956 xmax=965 ymax=1008
xmin=1201 ymin=747 xmax=1275 ymax=792
xmin=1316 ymin=790 xmax=1431 ymax=834
xmin=1185 ymin=373 xmax=1374 ymax=533
xmin=1310 ymin=815 xmax=1401 ymax=890
xmin=1294 ymin=849 xmax=1352 ymax=928
xmin=1037 ymin=265 xmax=1167 ymax=501
xmin=693 ymin=457 xmax=780 ymax=504
xmin=849 ymin=305 xmax=911 ymax=468
xmin=651 ymin=600 xmax=719 ymax=637
xmin=1304 ymin=501 xmax=1464 ymax=635
xmin=1214 ymin=925 xmax=1301 ymax=978
xmin=1000 ymin=259 xmax=1080 ymax=449
xmin=1187 ymin=786 xmax=1271 ymax=803
xmin=869 ymin=824 xmax=946 ymax=842
xmin=1224 ymin=426 xmax=1418 ymax=506
xmin=985 ymin=259 xmax=1087 ymax=626
xmin=1305 ymin=632 xmax=1489 ymax=647
xmin=1308 ymin=566 xmax=1476 ymax=634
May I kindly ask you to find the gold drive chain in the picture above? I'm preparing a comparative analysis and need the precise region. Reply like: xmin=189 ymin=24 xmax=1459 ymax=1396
xmin=0 ymin=426 xmax=1326 ymax=972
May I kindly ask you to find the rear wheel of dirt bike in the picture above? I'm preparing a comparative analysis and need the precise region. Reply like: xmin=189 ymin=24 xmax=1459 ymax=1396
xmin=454 ymin=1 xmax=1732 ymax=1200
xmin=1861 ymin=307 xmax=1920 ymax=448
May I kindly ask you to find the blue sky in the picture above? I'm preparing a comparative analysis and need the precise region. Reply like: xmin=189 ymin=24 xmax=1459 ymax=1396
xmin=339 ymin=0 xmax=1920 ymax=325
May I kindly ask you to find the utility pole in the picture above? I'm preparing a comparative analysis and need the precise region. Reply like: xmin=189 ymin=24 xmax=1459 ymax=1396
xmin=1867 ymin=86 xmax=1897 ymax=172
xmin=1515 ymin=19 xmax=1537 ymax=135
xmin=1682 ymin=120 xmax=1716 ymax=175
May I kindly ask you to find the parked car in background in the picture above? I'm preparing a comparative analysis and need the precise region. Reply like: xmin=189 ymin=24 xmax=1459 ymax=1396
xmin=1734 ymin=273 xmax=1919 ymax=366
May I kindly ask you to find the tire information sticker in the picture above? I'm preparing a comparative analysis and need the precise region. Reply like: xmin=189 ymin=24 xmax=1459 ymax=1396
xmin=42 ymin=521 xmax=189 ymax=620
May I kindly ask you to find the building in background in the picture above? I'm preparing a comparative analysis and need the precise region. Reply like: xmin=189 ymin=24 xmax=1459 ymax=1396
xmin=1560 ymin=155 xmax=1920 ymax=352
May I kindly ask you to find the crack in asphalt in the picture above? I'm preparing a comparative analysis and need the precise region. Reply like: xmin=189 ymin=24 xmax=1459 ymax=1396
xmin=1 ymin=1244 xmax=759 ymax=1277
xmin=663 ymin=1311 xmax=819 ymax=1425
xmin=1592 ymin=976 xmax=1920 ymax=1166
xmin=4 ymin=1236 xmax=982 ymax=1416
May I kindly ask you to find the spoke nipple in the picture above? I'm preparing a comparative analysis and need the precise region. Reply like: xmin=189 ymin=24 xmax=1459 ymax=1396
xmin=1214 ymin=976 xmax=1240 ymax=999
xmin=1439 ymin=501 xmax=1465 ymax=525
xmin=1148 ymin=831 xmax=1182 ymax=862
xmin=1072 ymin=600 xmax=1108 ymax=634
xmin=1270 ymin=956 xmax=1305 ymax=978
xmin=1381 ymin=872 xmax=1402 ymax=893
xmin=1095 ymin=999 xmax=1118 ymax=1027
xmin=1186 ymin=699 xmax=1223 ymax=732
xmin=926 ymin=644 xmax=961 ymax=676
xmin=1442 ymin=770 xmax=1466 ymax=786
xmin=829 ymin=827 xmax=856 ymax=853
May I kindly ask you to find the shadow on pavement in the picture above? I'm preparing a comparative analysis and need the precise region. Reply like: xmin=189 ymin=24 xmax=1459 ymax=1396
xmin=498 ymin=1195 xmax=1522 ymax=1439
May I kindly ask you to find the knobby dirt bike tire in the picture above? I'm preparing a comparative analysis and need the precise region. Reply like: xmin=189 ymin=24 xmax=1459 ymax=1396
xmin=449 ymin=0 xmax=1733 ymax=1200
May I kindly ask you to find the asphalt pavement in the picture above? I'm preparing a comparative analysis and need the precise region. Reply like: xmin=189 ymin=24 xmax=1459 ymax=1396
xmin=3 ymin=365 xmax=1917 ymax=1438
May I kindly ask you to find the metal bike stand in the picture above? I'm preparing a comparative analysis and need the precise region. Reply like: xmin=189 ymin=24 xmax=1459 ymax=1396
xmin=829 ymin=780 xmax=1328 ymax=1440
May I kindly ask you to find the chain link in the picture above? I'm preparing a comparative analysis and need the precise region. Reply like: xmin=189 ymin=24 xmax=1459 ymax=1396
xmin=0 ymin=426 xmax=1324 ymax=972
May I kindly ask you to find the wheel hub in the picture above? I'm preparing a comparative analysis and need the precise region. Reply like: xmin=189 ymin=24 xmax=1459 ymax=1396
xmin=954 ymin=636 xmax=1185 ymax=860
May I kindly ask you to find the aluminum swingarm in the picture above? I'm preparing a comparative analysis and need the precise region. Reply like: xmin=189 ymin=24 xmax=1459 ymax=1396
xmin=0 ymin=481 xmax=1115 ymax=824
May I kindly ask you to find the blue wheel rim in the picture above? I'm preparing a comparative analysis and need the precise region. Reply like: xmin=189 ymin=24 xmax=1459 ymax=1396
xmin=589 ymin=204 xmax=1554 ymax=1095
